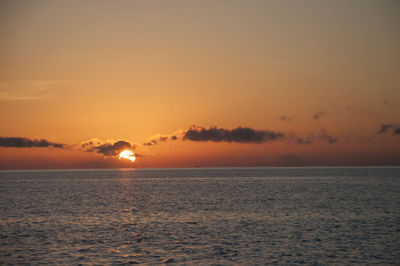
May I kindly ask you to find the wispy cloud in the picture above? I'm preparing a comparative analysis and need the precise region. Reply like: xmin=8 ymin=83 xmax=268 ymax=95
xmin=378 ymin=123 xmax=400 ymax=135
xmin=287 ymin=130 xmax=338 ymax=144
xmin=279 ymin=115 xmax=293 ymax=122
xmin=0 ymin=137 xmax=64 ymax=148
xmin=317 ymin=130 xmax=338 ymax=143
xmin=141 ymin=129 xmax=185 ymax=146
xmin=0 ymin=80 xmax=74 ymax=101
xmin=143 ymin=135 xmax=178 ymax=146
xmin=312 ymin=110 xmax=327 ymax=120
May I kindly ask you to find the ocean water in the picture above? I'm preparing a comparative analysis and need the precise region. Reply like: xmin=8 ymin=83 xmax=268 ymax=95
xmin=0 ymin=167 xmax=399 ymax=265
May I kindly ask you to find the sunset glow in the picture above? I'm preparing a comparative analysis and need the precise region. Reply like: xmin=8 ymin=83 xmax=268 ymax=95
xmin=0 ymin=0 xmax=399 ymax=169
xmin=119 ymin=150 xmax=136 ymax=163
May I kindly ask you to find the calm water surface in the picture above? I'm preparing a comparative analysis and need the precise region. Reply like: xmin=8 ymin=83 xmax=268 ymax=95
xmin=1 ymin=167 xmax=399 ymax=265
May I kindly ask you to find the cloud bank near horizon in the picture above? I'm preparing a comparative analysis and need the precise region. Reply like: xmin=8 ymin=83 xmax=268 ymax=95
xmin=0 ymin=124 xmax=344 ymax=156
xmin=0 ymin=137 xmax=64 ymax=148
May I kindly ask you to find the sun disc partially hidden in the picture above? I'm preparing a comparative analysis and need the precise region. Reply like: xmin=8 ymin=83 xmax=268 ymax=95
xmin=119 ymin=150 xmax=136 ymax=163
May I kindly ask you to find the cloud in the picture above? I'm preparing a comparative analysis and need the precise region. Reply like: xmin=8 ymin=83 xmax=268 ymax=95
xmin=280 ymin=115 xmax=293 ymax=122
xmin=143 ymin=135 xmax=178 ymax=146
xmin=312 ymin=111 xmax=327 ymax=120
xmin=183 ymin=126 xmax=284 ymax=144
xmin=378 ymin=123 xmax=400 ymax=135
xmin=288 ymin=130 xmax=338 ymax=144
xmin=141 ymin=126 xmax=336 ymax=146
xmin=143 ymin=139 xmax=158 ymax=146
xmin=0 ymin=80 xmax=75 ymax=101
xmin=378 ymin=124 xmax=394 ymax=134
xmin=81 ymin=138 xmax=135 ymax=156
xmin=0 ymin=137 xmax=64 ymax=148
xmin=288 ymin=134 xmax=313 ymax=145
xmin=141 ymin=130 xmax=184 ymax=146
xmin=317 ymin=130 xmax=338 ymax=143
xmin=159 ymin=136 xmax=168 ymax=142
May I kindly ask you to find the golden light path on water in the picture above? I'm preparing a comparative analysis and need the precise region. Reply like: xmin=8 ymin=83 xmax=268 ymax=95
xmin=119 ymin=150 xmax=136 ymax=163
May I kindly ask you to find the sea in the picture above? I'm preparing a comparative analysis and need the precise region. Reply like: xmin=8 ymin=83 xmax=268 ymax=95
xmin=0 ymin=167 xmax=399 ymax=265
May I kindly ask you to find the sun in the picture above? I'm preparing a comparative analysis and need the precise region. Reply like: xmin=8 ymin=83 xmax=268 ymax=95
xmin=119 ymin=150 xmax=136 ymax=163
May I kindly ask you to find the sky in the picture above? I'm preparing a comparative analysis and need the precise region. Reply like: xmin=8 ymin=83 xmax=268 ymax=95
xmin=0 ymin=0 xmax=399 ymax=169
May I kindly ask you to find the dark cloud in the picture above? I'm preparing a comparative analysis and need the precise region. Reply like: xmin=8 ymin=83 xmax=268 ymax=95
xmin=0 ymin=137 xmax=64 ymax=148
xmin=183 ymin=126 xmax=284 ymax=144
xmin=378 ymin=123 xmax=400 ymax=135
xmin=280 ymin=115 xmax=293 ymax=122
xmin=81 ymin=139 xmax=134 ymax=156
xmin=94 ymin=141 xmax=133 ymax=156
xmin=312 ymin=111 xmax=327 ymax=120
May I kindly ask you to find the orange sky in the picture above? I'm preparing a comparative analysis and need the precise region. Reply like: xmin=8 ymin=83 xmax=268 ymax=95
xmin=1 ymin=0 xmax=399 ymax=169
